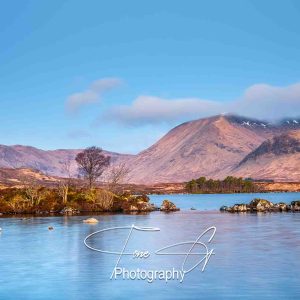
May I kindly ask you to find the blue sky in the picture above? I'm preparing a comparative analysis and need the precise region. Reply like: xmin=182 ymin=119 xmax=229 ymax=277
xmin=1 ymin=0 xmax=300 ymax=153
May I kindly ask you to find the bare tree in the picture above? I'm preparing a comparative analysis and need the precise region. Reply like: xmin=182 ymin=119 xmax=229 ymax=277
xmin=6 ymin=174 xmax=44 ymax=211
xmin=94 ymin=189 xmax=114 ymax=211
xmin=75 ymin=146 xmax=110 ymax=189
xmin=107 ymin=162 xmax=130 ymax=193
xmin=19 ymin=176 xmax=43 ymax=207
xmin=57 ymin=159 xmax=72 ymax=204
xmin=24 ymin=183 xmax=43 ymax=206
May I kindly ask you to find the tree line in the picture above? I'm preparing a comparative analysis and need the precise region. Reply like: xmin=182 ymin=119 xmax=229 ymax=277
xmin=186 ymin=176 xmax=259 ymax=193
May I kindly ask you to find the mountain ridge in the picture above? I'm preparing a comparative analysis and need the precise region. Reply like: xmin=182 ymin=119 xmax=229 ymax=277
xmin=229 ymin=131 xmax=300 ymax=182
xmin=0 ymin=114 xmax=299 ymax=183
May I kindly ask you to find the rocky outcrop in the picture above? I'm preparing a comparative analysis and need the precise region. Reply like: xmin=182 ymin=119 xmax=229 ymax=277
xmin=160 ymin=200 xmax=180 ymax=212
xmin=290 ymin=201 xmax=300 ymax=211
xmin=232 ymin=203 xmax=248 ymax=212
xmin=231 ymin=131 xmax=300 ymax=182
xmin=238 ymin=132 xmax=300 ymax=166
xmin=113 ymin=194 xmax=158 ymax=213
xmin=220 ymin=204 xmax=249 ymax=213
xmin=273 ymin=202 xmax=289 ymax=212
xmin=220 ymin=198 xmax=300 ymax=213
xmin=249 ymin=198 xmax=274 ymax=211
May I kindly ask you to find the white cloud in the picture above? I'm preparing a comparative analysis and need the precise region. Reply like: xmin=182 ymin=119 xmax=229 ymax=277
xmin=66 ymin=77 xmax=122 ymax=113
xmin=107 ymin=95 xmax=223 ymax=125
xmin=233 ymin=82 xmax=300 ymax=120
xmin=106 ymin=82 xmax=300 ymax=125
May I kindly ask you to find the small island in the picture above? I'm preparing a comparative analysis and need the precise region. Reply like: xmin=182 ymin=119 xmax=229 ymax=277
xmin=0 ymin=146 xmax=179 ymax=216
xmin=0 ymin=187 xmax=180 ymax=215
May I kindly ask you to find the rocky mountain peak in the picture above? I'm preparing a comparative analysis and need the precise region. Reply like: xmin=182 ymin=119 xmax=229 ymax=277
xmin=238 ymin=130 xmax=300 ymax=166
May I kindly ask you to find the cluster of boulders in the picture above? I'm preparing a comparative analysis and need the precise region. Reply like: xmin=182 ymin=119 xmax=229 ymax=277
xmin=220 ymin=198 xmax=300 ymax=213
xmin=58 ymin=195 xmax=180 ymax=215
xmin=111 ymin=194 xmax=157 ymax=212
xmin=112 ymin=194 xmax=180 ymax=213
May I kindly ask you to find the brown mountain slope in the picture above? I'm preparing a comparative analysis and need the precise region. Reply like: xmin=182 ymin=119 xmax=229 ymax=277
xmin=229 ymin=131 xmax=300 ymax=182
xmin=125 ymin=115 xmax=280 ymax=183
xmin=0 ymin=168 xmax=58 ymax=187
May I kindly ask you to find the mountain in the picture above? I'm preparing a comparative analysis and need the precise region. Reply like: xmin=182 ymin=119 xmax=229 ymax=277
xmin=229 ymin=131 xmax=300 ymax=182
xmin=0 ymin=114 xmax=299 ymax=184
xmin=125 ymin=115 xmax=285 ymax=183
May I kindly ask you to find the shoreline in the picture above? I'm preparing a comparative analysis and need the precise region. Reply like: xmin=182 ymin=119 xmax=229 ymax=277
xmin=0 ymin=190 xmax=298 ymax=218
xmin=2 ymin=209 xmax=300 ymax=219
xmin=121 ymin=182 xmax=300 ymax=194
xmin=2 ymin=181 xmax=300 ymax=194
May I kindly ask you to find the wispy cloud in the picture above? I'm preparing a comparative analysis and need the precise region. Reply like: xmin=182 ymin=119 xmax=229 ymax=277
xmin=105 ymin=82 xmax=300 ymax=125
xmin=66 ymin=77 xmax=122 ymax=113
xmin=233 ymin=82 xmax=300 ymax=120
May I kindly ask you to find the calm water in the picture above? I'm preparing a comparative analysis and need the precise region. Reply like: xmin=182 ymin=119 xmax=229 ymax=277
xmin=149 ymin=192 xmax=300 ymax=210
xmin=0 ymin=193 xmax=299 ymax=300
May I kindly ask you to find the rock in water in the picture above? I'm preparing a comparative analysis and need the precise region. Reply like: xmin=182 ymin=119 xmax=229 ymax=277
xmin=290 ymin=200 xmax=300 ymax=211
xmin=160 ymin=200 xmax=180 ymax=212
xmin=116 ymin=194 xmax=157 ymax=213
xmin=273 ymin=202 xmax=288 ymax=211
xmin=249 ymin=198 xmax=274 ymax=212
xmin=220 ymin=205 xmax=229 ymax=212
xmin=60 ymin=207 xmax=80 ymax=215
xmin=83 ymin=218 xmax=99 ymax=224
xmin=232 ymin=204 xmax=248 ymax=212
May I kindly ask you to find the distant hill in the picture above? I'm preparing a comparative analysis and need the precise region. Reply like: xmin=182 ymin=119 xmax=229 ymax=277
xmin=0 ymin=168 xmax=58 ymax=187
xmin=0 ymin=145 xmax=132 ymax=178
